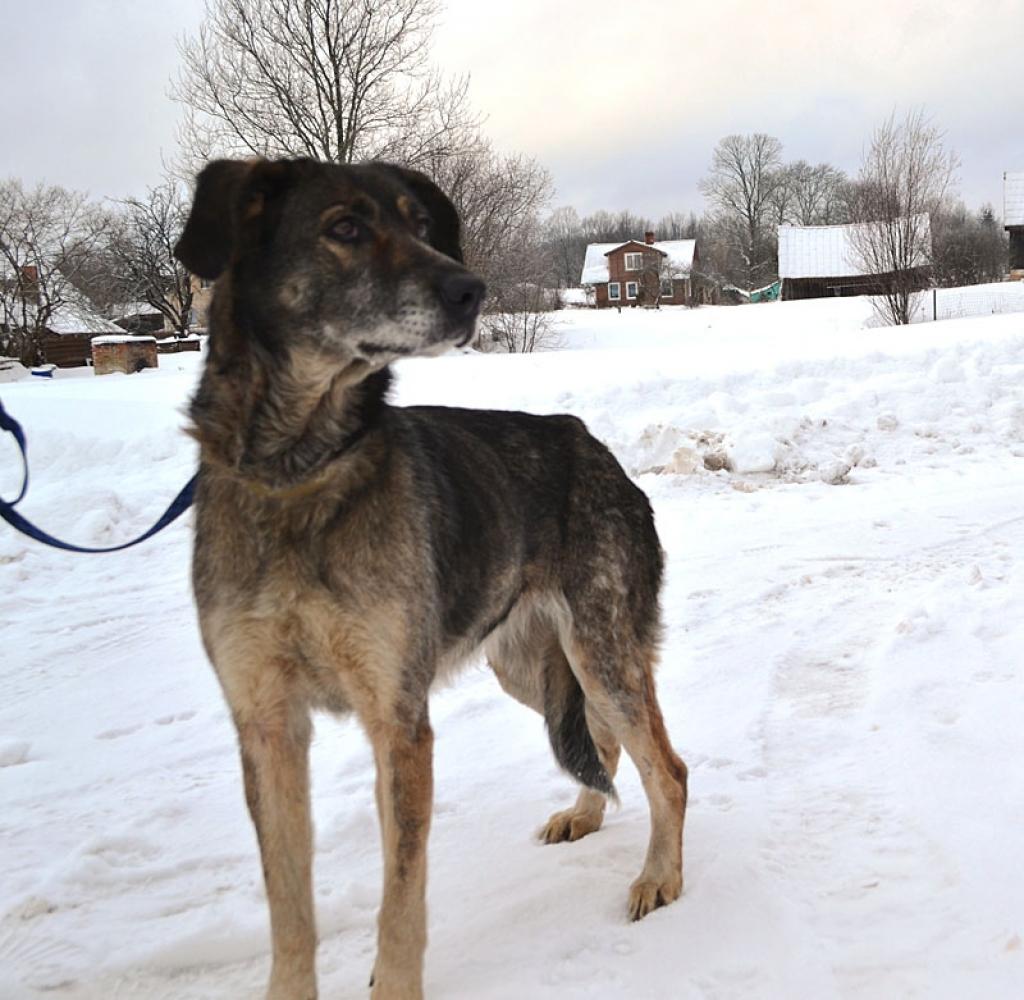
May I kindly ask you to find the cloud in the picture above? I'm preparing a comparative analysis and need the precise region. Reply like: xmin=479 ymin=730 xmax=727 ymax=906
xmin=2 ymin=0 xmax=1021 ymax=217
xmin=434 ymin=0 xmax=1024 ymax=213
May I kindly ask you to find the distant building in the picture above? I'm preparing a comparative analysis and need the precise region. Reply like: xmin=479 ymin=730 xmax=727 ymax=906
xmin=39 ymin=298 xmax=127 ymax=367
xmin=0 ymin=266 xmax=126 ymax=367
xmin=1005 ymin=171 xmax=1024 ymax=280
xmin=188 ymin=274 xmax=215 ymax=328
xmin=778 ymin=217 xmax=931 ymax=300
xmin=580 ymin=233 xmax=702 ymax=307
xmin=112 ymin=302 xmax=166 ymax=335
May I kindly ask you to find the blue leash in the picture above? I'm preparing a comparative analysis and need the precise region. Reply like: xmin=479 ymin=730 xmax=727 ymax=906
xmin=0 ymin=398 xmax=196 ymax=554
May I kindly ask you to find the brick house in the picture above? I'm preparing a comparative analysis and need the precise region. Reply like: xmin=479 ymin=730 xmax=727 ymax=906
xmin=1006 ymin=171 xmax=1024 ymax=280
xmin=581 ymin=232 xmax=698 ymax=308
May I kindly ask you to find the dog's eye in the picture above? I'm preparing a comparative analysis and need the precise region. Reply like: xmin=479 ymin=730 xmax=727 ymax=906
xmin=328 ymin=217 xmax=362 ymax=243
xmin=414 ymin=217 xmax=431 ymax=240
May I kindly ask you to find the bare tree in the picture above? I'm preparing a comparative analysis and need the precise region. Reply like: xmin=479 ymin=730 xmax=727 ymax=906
xmin=543 ymin=205 xmax=585 ymax=288
xmin=655 ymin=211 xmax=699 ymax=241
xmin=849 ymin=109 xmax=958 ymax=324
xmin=424 ymin=142 xmax=552 ymax=308
xmin=767 ymin=161 xmax=850 ymax=228
xmin=173 ymin=0 xmax=481 ymax=172
xmin=931 ymin=201 xmax=1008 ymax=288
xmin=785 ymin=161 xmax=849 ymax=225
xmin=699 ymin=133 xmax=784 ymax=289
xmin=580 ymin=208 xmax=653 ymax=245
xmin=105 ymin=180 xmax=195 ymax=336
xmin=481 ymin=285 xmax=558 ymax=353
xmin=174 ymin=1 xmax=552 ymax=340
xmin=634 ymin=247 xmax=693 ymax=308
xmin=0 ymin=179 xmax=108 ymax=365
xmin=478 ymin=211 xmax=560 ymax=353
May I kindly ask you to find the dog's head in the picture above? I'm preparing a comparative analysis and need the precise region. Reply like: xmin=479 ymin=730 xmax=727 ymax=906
xmin=174 ymin=158 xmax=485 ymax=365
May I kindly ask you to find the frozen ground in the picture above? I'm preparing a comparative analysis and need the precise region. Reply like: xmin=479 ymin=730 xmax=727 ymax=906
xmin=1 ymin=298 xmax=1023 ymax=999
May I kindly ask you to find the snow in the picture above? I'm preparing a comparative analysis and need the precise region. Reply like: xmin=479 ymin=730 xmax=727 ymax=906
xmin=559 ymin=287 xmax=590 ymax=307
xmin=2 ymin=300 xmax=1023 ymax=999
xmin=778 ymin=217 xmax=931 ymax=279
xmin=1005 ymin=170 xmax=1024 ymax=227
xmin=580 ymin=242 xmax=621 ymax=284
xmin=0 ymin=357 xmax=29 ymax=383
xmin=91 ymin=335 xmax=157 ymax=346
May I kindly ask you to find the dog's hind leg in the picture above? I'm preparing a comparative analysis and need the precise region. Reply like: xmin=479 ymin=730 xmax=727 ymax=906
xmin=561 ymin=623 xmax=688 ymax=921
xmin=539 ymin=701 xmax=621 ymax=844
xmin=222 ymin=663 xmax=317 ymax=1000
xmin=488 ymin=616 xmax=618 ymax=842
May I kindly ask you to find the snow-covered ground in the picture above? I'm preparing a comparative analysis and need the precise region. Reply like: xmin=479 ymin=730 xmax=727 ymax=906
xmin=1 ymin=299 xmax=1023 ymax=999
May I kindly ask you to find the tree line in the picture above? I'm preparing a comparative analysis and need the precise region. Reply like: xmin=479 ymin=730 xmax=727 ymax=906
xmin=540 ymin=114 xmax=1009 ymax=323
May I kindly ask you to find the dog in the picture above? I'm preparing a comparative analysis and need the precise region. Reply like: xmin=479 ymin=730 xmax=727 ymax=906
xmin=174 ymin=157 xmax=688 ymax=1000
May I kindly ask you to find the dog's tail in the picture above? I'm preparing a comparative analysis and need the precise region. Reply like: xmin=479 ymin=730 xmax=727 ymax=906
xmin=544 ymin=657 xmax=617 ymax=801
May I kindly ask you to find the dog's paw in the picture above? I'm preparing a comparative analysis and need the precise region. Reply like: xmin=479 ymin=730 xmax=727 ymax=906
xmin=627 ymin=872 xmax=682 ymax=921
xmin=539 ymin=806 xmax=604 ymax=844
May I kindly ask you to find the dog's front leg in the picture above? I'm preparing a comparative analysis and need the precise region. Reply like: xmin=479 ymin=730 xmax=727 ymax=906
xmin=368 ymin=709 xmax=434 ymax=1000
xmin=234 ymin=694 xmax=317 ymax=1000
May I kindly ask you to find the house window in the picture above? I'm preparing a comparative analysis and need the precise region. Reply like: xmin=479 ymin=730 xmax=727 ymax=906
xmin=661 ymin=278 xmax=674 ymax=297
xmin=624 ymin=252 xmax=643 ymax=271
xmin=608 ymin=282 xmax=621 ymax=301
xmin=626 ymin=281 xmax=638 ymax=300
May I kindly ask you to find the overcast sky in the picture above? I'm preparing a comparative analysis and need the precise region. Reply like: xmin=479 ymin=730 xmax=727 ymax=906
xmin=3 ymin=0 xmax=1022 ymax=221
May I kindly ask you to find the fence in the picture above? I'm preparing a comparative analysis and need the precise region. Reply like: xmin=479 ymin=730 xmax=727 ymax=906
xmin=910 ymin=281 xmax=1024 ymax=324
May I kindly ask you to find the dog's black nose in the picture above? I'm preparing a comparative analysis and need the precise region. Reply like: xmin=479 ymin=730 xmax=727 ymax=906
xmin=439 ymin=273 xmax=485 ymax=320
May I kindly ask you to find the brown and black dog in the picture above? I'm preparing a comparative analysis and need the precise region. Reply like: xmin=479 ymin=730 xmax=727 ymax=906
xmin=174 ymin=158 xmax=688 ymax=1000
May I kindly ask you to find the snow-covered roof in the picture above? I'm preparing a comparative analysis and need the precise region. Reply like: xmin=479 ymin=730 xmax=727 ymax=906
xmin=112 ymin=301 xmax=163 ymax=317
xmin=581 ymin=243 xmax=620 ymax=284
xmin=46 ymin=299 xmax=125 ymax=336
xmin=93 ymin=335 xmax=156 ymax=346
xmin=580 ymin=240 xmax=697 ymax=285
xmin=1005 ymin=172 xmax=1024 ymax=227
xmin=778 ymin=217 xmax=931 ymax=279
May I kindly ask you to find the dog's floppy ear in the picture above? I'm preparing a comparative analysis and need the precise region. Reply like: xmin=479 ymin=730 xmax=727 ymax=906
xmin=174 ymin=160 xmax=253 ymax=281
xmin=175 ymin=159 xmax=299 ymax=280
xmin=376 ymin=163 xmax=464 ymax=264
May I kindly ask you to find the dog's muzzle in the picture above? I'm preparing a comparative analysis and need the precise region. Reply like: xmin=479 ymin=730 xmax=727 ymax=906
xmin=439 ymin=273 xmax=485 ymax=325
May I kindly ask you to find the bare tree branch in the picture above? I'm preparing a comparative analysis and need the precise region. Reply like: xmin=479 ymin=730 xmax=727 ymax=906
xmin=848 ymin=109 xmax=958 ymax=324
xmin=699 ymin=133 xmax=784 ymax=288
xmin=0 ymin=179 xmax=108 ymax=365
xmin=172 ymin=0 xmax=480 ymax=173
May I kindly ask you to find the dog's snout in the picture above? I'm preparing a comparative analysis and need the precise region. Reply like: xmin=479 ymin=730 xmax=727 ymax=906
xmin=439 ymin=273 xmax=485 ymax=320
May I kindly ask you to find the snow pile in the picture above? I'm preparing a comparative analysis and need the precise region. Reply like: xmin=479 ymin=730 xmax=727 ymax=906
xmin=1 ymin=299 xmax=1023 ymax=999
xmin=0 ymin=357 xmax=29 ymax=383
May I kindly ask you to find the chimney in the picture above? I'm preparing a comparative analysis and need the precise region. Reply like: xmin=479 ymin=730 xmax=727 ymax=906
xmin=20 ymin=265 xmax=40 ymax=305
xmin=644 ymin=230 xmax=655 ymax=245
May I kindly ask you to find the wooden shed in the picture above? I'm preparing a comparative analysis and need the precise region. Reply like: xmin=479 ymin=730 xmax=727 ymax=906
xmin=778 ymin=218 xmax=931 ymax=300
xmin=42 ymin=299 xmax=128 ymax=367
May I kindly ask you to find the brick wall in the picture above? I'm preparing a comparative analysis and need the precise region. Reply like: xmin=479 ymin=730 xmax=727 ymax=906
xmin=92 ymin=339 xmax=159 ymax=375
